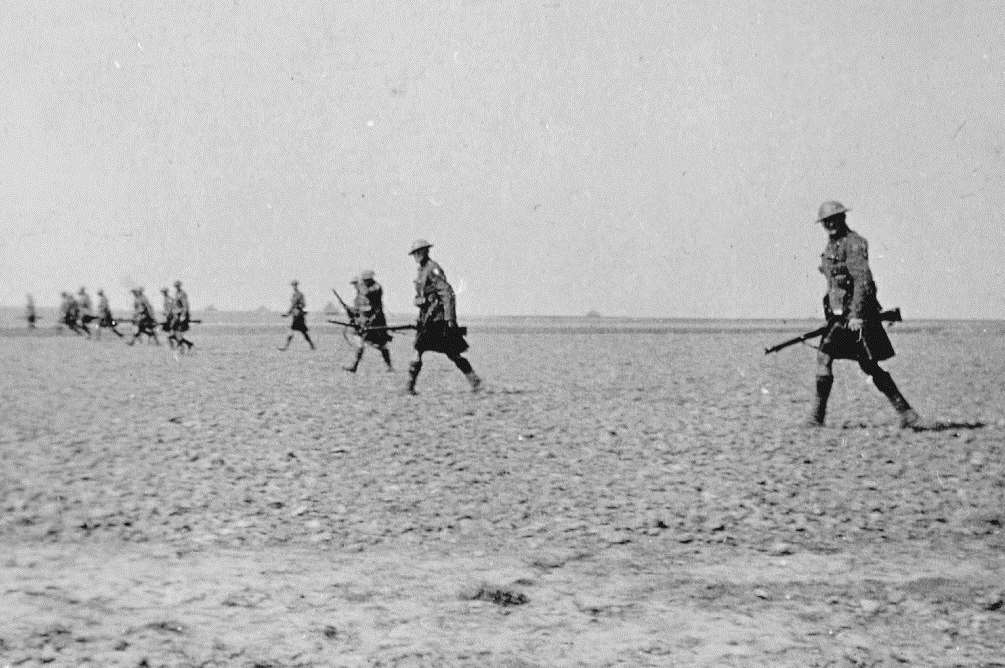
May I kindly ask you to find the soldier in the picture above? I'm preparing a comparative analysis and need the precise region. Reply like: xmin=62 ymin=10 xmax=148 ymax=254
xmin=25 ymin=294 xmax=37 ymax=329
xmin=77 ymin=287 xmax=95 ymax=331
xmin=95 ymin=289 xmax=124 ymax=338
xmin=172 ymin=280 xmax=195 ymax=351
xmin=127 ymin=287 xmax=160 ymax=346
xmin=279 ymin=279 xmax=315 ymax=350
xmin=342 ymin=271 xmax=394 ymax=373
xmin=60 ymin=291 xmax=87 ymax=336
xmin=160 ymin=287 xmax=176 ymax=348
xmin=405 ymin=239 xmax=481 ymax=394
xmin=808 ymin=201 xmax=920 ymax=428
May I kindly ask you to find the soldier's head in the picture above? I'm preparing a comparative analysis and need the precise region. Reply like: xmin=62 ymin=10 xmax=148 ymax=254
xmin=816 ymin=201 xmax=849 ymax=238
xmin=79 ymin=286 xmax=87 ymax=295
xmin=349 ymin=276 xmax=360 ymax=287
xmin=174 ymin=280 xmax=182 ymax=289
xmin=290 ymin=279 xmax=299 ymax=288
xmin=360 ymin=269 xmax=375 ymax=283
xmin=160 ymin=287 xmax=169 ymax=294
xmin=97 ymin=289 xmax=104 ymax=296
xmin=408 ymin=239 xmax=432 ymax=263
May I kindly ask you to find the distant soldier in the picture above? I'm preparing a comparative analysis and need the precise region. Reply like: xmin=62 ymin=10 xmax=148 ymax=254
xmin=77 ymin=287 xmax=95 ymax=330
xmin=808 ymin=201 xmax=920 ymax=428
xmin=279 ymin=279 xmax=315 ymax=350
xmin=127 ymin=287 xmax=160 ymax=346
xmin=59 ymin=291 xmax=87 ymax=336
xmin=342 ymin=271 xmax=394 ymax=373
xmin=95 ymin=289 xmax=124 ymax=338
xmin=405 ymin=240 xmax=481 ymax=394
xmin=160 ymin=287 xmax=176 ymax=347
xmin=171 ymin=280 xmax=195 ymax=351
xmin=25 ymin=294 xmax=37 ymax=329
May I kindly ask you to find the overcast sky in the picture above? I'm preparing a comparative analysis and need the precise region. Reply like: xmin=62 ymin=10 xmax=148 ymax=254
xmin=2 ymin=1 xmax=1002 ymax=317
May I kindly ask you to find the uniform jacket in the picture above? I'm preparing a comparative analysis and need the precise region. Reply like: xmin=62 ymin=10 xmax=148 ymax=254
xmin=286 ymin=289 xmax=306 ymax=317
xmin=818 ymin=228 xmax=894 ymax=361
xmin=414 ymin=259 xmax=456 ymax=324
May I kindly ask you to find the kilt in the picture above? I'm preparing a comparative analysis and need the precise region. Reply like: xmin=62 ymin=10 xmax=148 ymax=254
xmin=819 ymin=320 xmax=895 ymax=361
xmin=290 ymin=313 xmax=308 ymax=332
xmin=414 ymin=321 xmax=468 ymax=355
xmin=361 ymin=328 xmax=391 ymax=347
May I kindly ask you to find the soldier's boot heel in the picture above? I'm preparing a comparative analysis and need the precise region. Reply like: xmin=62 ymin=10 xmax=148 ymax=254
xmin=806 ymin=375 xmax=832 ymax=427
xmin=406 ymin=361 xmax=422 ymax=395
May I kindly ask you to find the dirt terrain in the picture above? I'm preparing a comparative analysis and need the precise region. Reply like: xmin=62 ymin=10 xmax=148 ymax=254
xmin=2 ymin=318 xmax=1004 ymax=666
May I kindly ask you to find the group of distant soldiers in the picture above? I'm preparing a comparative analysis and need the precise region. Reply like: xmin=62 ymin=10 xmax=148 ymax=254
xmin=30 ymin=281 xmax=194 ymax=351
xmin=280 ymin=238 xmax=481 ymax=395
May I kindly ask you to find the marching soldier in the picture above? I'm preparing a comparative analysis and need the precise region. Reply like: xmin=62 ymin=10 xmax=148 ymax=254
xmin=405 ymin=239 xmax=481 ymax=394
xmin=25 ymin=294 xmax=37 ymax=329
xmin=808 ymin=201 xmax=921 ymax=428
xmin=60 ymin=291 xmax=87 ymax=336
xmin=77 ymin=287 xmax=95 ymax=331
xmin=343 ymin=271 xmax=394 ymax=373
xmin=279 ymin=279 xmax=315 ymax=350
xmin=127 ymin=287 xmax=160 ymax=345
xmin=95 ymin=289 xmax=124 ymax=338
xmin=172 ymin=280 xmax=195 ymax=351
xmin=160 ymin=287 xmax=176 ymax=348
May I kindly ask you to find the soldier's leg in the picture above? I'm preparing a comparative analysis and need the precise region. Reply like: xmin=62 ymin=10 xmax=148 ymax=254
xmin=406 ymin=351 xmax=424 ymax=394
xmin=301 ymin=330 xmax=315 ymax=350
xmin=858 ymin=359 xmax=919 ymax=428
xmin=343 ymin=344 xmax=364 ymax=373
xmin=808 ymin=351 xmax=834 ymax=426
xmin=278 ymin=333 xmax=293 ymax=351
xmin=380 ymin=346 xmax=393 ymax=371
xmin=448 ymin=353 xmax=482 ymax=392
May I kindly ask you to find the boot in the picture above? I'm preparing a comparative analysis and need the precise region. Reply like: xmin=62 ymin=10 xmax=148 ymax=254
xmin=465 ymin=371 xmax=482 ymax=393
xmin=871 ymin=369 xmax=920 ymax=428
xmin=806 ymin=375 xmax=832 ymax=427
xmin=406 ymin=361 xmax=422 ymax=395
xmin=381 ymin=348 xmax=394 ymax=371
xmin=343 ymin=348 xmax=364 ymax=373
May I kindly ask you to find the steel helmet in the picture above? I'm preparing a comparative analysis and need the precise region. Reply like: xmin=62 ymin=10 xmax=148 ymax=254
xmin=816 ymin=201 xmax=850 ymax=222
xmin=360 ymin=269 xmax=375 ymax=280
xmin=349 ymin=276 xmax=360 ymax=284
xmin=408 ymin=238 xmax=432 ymax=255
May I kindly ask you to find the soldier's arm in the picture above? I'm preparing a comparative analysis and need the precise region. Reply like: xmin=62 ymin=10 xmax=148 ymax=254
xmin=431 ymin=270 xmax=457 ymax=324
xmin=845 ymin=236 xmax=876 ymax=319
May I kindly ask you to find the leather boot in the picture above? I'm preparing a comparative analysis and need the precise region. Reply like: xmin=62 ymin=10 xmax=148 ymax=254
xmin=406 ymin=361 xmax=422 ymax=395
xmin=343 ymin=348 xmax=364 ymax=373
xmin=381 ymin=348 xmax=394 ymax=371
xmin=871 ymin=369 xmax=920 ymax=428
xmin=806 ymin=375 xmax=832 ymax=427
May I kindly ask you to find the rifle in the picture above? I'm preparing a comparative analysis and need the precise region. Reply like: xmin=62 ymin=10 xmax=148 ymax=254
xmin=764 ymin=308 xmax=902 ymax=355
xmin=326 ymin=319 xmax=418 ymax=333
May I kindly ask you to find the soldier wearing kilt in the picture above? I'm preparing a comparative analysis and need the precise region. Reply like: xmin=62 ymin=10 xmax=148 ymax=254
xmin=95 ymin=289 xmax=124 ymax=338
xmin=127 ymin=287 xmax=160 ymax=345
xmin=172 ymin=280 xmax=195 ymax=351
xmin=405 ymin=239 xmax=481 ymax=394
xmin=343 ymin=271 xmax=394 ymax=373
xmin=809 ymin=201 xmax=920 ymax=428
xmin=279 ymin=280 xmax=315 ymax=350
xmin=160 ymin=287 xmax=176 ymax=347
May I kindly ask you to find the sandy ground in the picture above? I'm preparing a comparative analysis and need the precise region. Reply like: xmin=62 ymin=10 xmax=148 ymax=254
xmin=2 ymin=320 xmax=1004 ymax=666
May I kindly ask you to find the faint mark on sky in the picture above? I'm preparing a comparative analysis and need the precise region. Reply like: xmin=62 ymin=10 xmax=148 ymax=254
xmin=952 ymin=120 xmax=967 ymax=139
xmin=119 ymin=275 xmax=139 ymax=291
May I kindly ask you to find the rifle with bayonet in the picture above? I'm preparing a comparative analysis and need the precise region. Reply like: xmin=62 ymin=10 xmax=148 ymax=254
xmin=764 ymin=307 xmax=902 ymax=355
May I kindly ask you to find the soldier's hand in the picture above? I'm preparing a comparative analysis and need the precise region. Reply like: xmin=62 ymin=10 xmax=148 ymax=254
xmin=847 ymin=317 xmax=864 ymax=332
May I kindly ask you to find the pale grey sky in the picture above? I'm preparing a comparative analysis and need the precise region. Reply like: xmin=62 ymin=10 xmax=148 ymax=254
xmin=2 ymin=1 xmax=1002 ymax=317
